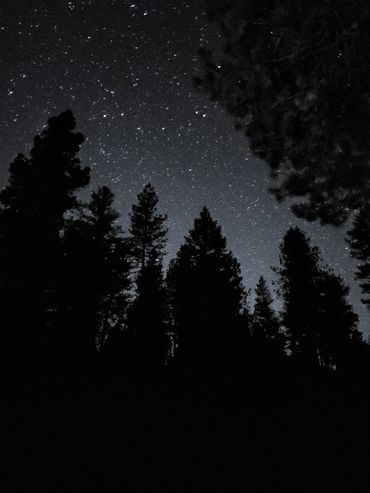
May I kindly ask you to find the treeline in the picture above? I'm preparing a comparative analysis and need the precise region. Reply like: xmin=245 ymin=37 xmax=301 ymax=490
xmin=0 ymin=110 xmax=368 ymax=397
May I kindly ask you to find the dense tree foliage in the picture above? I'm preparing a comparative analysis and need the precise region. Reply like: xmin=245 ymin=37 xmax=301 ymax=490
xmin=0 ymin=111 xmax=367 ymax=398
xmin=126 ymin=184 xmax=169 ymax=378
xmin=128 ymin=183 xmax=168 ymax=272
xmin=0 ymin=110 xmax=90 ymax=388
xmin=316 ymin=271 xmax=361 ymax=370
xmin=347 ymin=207 xmax=370 ymax=308
xmin=63 ymin=186 xmax=131 ymax=356
xmin=252 ymin=276 xmax=285 ymax=362
xmin=197 ymin=0 xmax=370 ymax=225
xmin=128 ymin=260 xmax=169 ymax=374
xmin=167 ymin=207 xmax=248 ymax=380
xmin=275 ymin=227 xmax=323 ymax=366
xmin=276 ymin=227 xmax=360 ymax=369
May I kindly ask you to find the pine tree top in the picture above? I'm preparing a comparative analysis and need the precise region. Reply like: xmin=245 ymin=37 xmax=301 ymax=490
xmin=184 ymin=207 xmax=227 ymax=254
xmin=129 ymin=183 xmax=168 ymax=270
xmin=0 ymin=110 xmax=90 ymax=216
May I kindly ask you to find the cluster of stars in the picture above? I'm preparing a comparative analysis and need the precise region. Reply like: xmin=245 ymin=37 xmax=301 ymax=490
xmin=0 ymin=0 xmax=368 ymax=332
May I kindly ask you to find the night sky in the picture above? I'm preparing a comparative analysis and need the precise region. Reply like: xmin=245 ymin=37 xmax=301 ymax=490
xmin=1 ymin=0 xmax=368 ymax=333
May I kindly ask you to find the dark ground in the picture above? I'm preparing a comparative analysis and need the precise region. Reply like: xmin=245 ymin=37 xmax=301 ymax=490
xmin=2 ymin=373 xmax=370 ymax=493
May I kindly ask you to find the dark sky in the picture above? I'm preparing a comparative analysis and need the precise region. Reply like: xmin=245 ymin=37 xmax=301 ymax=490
xmin=1 ymin=0 xmax=368 ymax=333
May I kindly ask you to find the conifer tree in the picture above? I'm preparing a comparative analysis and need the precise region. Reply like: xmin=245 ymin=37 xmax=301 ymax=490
xmin=64 ymin=186 xmax=131 ymax=356
xmin=128 ymin=183 xmax=167 ymax=272
xmin=347 ymin=206 xmax=370 ymax=308
xmin=167 ymin=207 xmax=247 ymax=378
xmin=276 ymin=227 xmax=361 ymax=371
xmin=125 ymin=184 xmax=168 ymax=377
xmin=316 ymin=271 xmax=360 ymax=370
xmin=197 ymin=0 xmax=370 ymax=225
xmin=252 ymin=276 xmax=285 ymax=359
xmin=128 ymin=259 xmax=168 ymax=373
xmin=0 ymin=110 xmax=90 ymax=388
xmin=275 ymin=227 xmax=322 ymax=367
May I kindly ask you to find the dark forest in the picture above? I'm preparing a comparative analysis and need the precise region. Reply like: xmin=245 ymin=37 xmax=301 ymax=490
xmin=2 ymin=110 xmax=370 ymax=492
xmin=2 ymin=1 xmax=370 ymax=492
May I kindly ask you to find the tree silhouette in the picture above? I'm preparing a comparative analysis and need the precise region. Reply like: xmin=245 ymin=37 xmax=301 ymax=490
xmin=316 ymin=271 xmax=361 ymax=371
xmin=276 ymin=226 xmax=361 ymax=371
xmin=0 ymin=110 xmax=90 ymax=391
xmin=275 ymin=227 xmax=323 ymax=367
xmin=197 ymin=1 xmax=370 ymax=225
xmin=167 ymin=207 xmax=247 ymax=383
xmin=64 ymin=186 xmax=131 ymax=356
xmin=347 ymin=206 xmax=370 ymax=308
xmin=252 ymin=276 xmax=285 ymax=362
xmin=128 ymin=260 xmax=169 ymax=378
xmin=125 ymin=184 xmax=168 ymax=382
xmin=128 ymin=183 xmax=167 ymax=273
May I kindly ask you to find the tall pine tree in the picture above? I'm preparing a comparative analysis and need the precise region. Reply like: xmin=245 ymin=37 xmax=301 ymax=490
xmin=126 ymin=184 xmax=168 ymax=378
xmin=276 ymin=227 xmax=361 ymax=371
xmin=128 ymin=183 xmax=167 ymax=272
xmin=347 ymin=206 xmax=370 ymax=308
xmin=128 ymin=260 xmax=169 ymax=375
xmin=64 ymin=186 xmax=131 ymax=356
xmin=167 ymin=207 xmax=247 ymax=381
xmin=252 ymin=276 xmax=285 ymax=361
xmin=275 ymin=227 xmax=323 ymax=368
xmin=316 ymin=271 xmax=360 ymax=371
xmin=0 ymin=110 xmax=90 ymax=390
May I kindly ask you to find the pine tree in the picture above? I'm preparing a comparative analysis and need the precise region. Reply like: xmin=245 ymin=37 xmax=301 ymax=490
xmin=276 ymin=227 xmax=361 ymax=371
xmin=128 ymin=183 xmax=167 ymax=272
xmin=64 ymin=186 xmax=131 ymax=357
xmin=0 ymin=110 xmax=90 ymax=390
xmin=125 ymin=184 xmax=168 ymax=379
xmin=128 ymin=259 xmax=169 ymax=374
xmin=275 ymin=227 xmax=323 ymax=367
xmin=252 ymin=276 xmax=285 ymax=360
xmin=347 ymin=206 xmax=370 ymax=308
xmin=316 ymin=271 xmax=360 ymax=370
xmin=197 ymin=0 xmax=370 ymax=225
xmin=167 ymin=207 xmax=247 ymax=379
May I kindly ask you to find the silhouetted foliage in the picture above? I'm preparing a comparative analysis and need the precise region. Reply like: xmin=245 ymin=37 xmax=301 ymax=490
xmin=275 ymin=227 xmax=325 ymax=367
xmin=316 ymin=271 xmax=361 ymax=371
xmin=276 ymin=227 xmax=361 ymax=371
xmin=0 ymin=110 xmax=90 ymax=390
xmin=197 ymin=0 xmax=370 ymax=225
xmin=128 ymin=260 xmax=169 ymax=375
xmin=63 ymin=186 xmax=131 ymax=357
xmin=347 ymin=206 xmax=370 ymax=308
xmin=125 ymin=183 xmax=169 ymax=383
xmin=128 ymin=183 xmax=168 ymax=272
xmin=252 ymin=276 xmax=286 ymax=362
xmin=167 ymin=207 xmax=247 ymax=383
xmin=0 ymin=108 xmax=369 ymax=419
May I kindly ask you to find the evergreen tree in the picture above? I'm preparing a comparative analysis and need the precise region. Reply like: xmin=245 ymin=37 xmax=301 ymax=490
xmin=347 ymin=206 xmax=370 ymax=308
xmin=316 ymin=271 xmax=360 ymax=370
xmin=125 ymin=184 xmax=168 ymax=379
xmin=128 ymin=259 xmax=169 ymax=374
xmin=252 ymin=276 xmax=285 ymax=359
xmin=64 ymin=186 xmax=131 ymax=357
xmin=276 ymin=227 xmax=361 ymax=371
xmin=128 ymin=183 xmax=167 ymax=272
xmin=275 ymin=227 xmax=323 ymax=367
xmin=167 ymin=207 xmax=247 ymax=380
xmin=197 ymin=0 xmax=370 ymax=225
xmin=0 ymin=110 xmax=90 ymax=390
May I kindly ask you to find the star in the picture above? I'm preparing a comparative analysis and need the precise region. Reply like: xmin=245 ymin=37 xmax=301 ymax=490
xmin=0 ymin=0 xmax=367 ymax=333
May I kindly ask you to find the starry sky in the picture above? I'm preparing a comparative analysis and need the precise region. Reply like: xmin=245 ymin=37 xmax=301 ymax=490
xmin=1 ymin=0 xmax=368 ymax=334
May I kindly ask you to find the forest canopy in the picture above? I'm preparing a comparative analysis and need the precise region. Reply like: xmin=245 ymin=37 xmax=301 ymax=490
xmin=0 ymin=111 xmax=366 ymax=396
xmin=196 ymin=0 xmax=370 ymax=225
